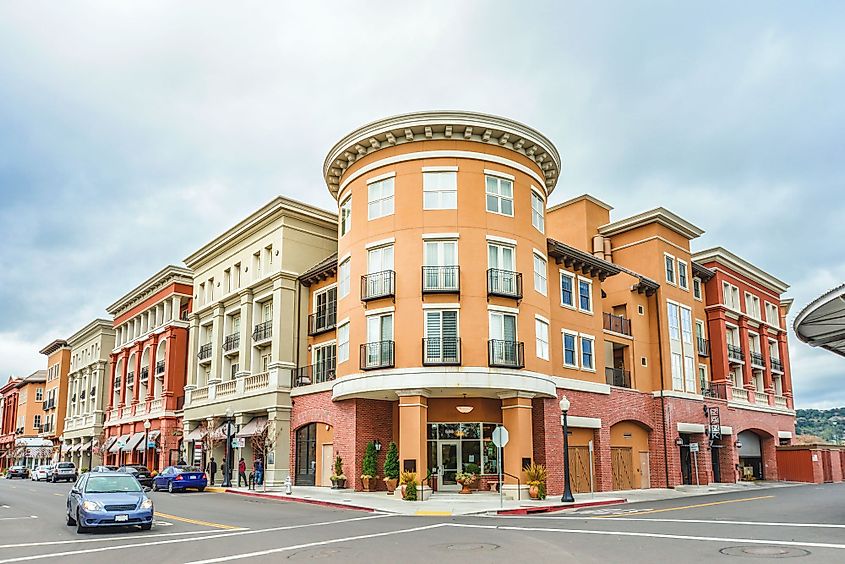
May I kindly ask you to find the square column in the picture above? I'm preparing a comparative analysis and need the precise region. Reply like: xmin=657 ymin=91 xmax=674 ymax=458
xmin=499 ymin=392 xmax=534 ymax=497
xmin=209 ymin=305 xmax=225 ymax=384
xmin=265 ymin=407 xmax=291 ymax=486
xmin=397 ymin=390 xmax=429 ymax=479
xmin=238 ymin=290 xmax=254 ymax=374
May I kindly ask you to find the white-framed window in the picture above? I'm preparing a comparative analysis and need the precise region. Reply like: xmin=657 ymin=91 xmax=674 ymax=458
xmin=765 ymin=302 xmax=780 ymax=326
xmin=560 ymin=271 xmax=575 ymax=308
xmin=665 ymin=254 xmax=676 ymax=285
xmin=577 ymin=277 xmax=592 ymax=313
xmin=423 ymin=171 xmax=457 ymax=210
xmin=692 ymin=277 xmax=702 ymax=300
xmin=535 ymin=317 xmax=550 ymax=361
xmin=485 ymin=174 xmax=514 ymax=216
xmin=36 ymin=387 xmax=43 ymax=401
xmin=667 ymin=303 xmax=680 ymax=341
xmin=723 ymin=282 xmax=740 ymax=309
xmin=698 ymin=364 xmax=708 ymax=392
xmin=745 ymin=292 xmax=761 ymax=320
xmin=695 ymin=319 xmax=706 ymax=352
xmin=678 ymin=260 xmax=688 ymax=290
xmin=531 ymin=190 xmax=545 ymax=233
xmin=580 ymin=334 xmax=595 ymax=371
xmin=671 ymin=352 xmax=683 ymax=390
xmin=533 ymin=253 xmax=548 ymax=296
xmin=340 ymin=197 xmax=352 ymax=236
xmin=684 ymin=355 xmax=695 ymax=393
xmin=366 ymin=245 xmax=394 ymax=297
xmin=680 ymin=306 xmax=693 ymax=344
xmin=34 ymin=414 xmax=41 ymax=429
xmin=424 ymin=310 xmax=459 ymax=364
xmin=312 ymin=342 xmax=336 ymax=382
xmin=489 ymin=311 xmax=519 ymax=365
xmin=337 ymin=321 xmax=350 ymax=363
xmin=423 ymin=239 xmax=458 ymax=291
xmin=562 ymin=331 xmax=578 ymax=368
xmin=338 ymin=258 xmax=351 ymax=298
xmin=367 ymin=177 xmax=394 ymax=220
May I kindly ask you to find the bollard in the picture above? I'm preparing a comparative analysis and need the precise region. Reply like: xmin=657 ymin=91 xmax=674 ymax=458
xmin=284 ymin=475 xmax=292 ymax=495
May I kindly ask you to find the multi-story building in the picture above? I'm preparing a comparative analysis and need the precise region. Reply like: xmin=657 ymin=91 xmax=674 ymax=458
xmin=39 ymin=339 xmax=71 ymax=459
xmin=0 ymin=377 xmax=22 ymax=469
xmin=6 ymin=371 xmax=51 ymax=468
xmin=62 ymin=319 xmax=115 ymax=470
xmin=104 ymin=266 xmax=192 ymax=470
xmin=287 ymin=110 xmax=796 ymax=494
xmin=181 ymin=197 xmax=336 ymax=485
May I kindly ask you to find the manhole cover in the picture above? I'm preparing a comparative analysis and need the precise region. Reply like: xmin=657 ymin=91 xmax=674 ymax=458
xmin=720 ymin=546 xmax=810 ymax=558
xmin=442 ymin=543 xmax=500 ymax=552
xmin=287 ymin=547 xmax=347 ymax=560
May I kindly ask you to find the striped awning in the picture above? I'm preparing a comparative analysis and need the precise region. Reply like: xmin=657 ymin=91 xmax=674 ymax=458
xmin=136 ymin=430 xmax=161 ymax=451
xmin=109 ymin=434 xmax=130 ymax=453
xmin=123 ymin=432 xmax=145 ymax=452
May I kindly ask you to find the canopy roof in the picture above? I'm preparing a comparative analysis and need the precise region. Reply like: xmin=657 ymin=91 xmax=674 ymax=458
xmin=795 ymin=284 xmax=845 ymax=358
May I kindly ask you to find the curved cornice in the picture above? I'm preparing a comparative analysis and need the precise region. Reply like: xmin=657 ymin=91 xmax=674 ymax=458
xmin=323 ymin=111 xmax=562 ymax=200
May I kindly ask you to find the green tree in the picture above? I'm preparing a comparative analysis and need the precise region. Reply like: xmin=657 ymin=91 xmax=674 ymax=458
xmin=383 ymin=441 xmax=399 ymax=480
xmin=362 ymin=441 xmax=377 ymax=478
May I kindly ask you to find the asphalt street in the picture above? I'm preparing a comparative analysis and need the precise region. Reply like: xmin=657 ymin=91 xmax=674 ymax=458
xmin=1 ymin=478 xmax=844 ymax=563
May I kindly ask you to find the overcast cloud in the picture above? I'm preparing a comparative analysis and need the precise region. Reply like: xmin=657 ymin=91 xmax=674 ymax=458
xmin=0 ymin=1 xmax=842 ymax=408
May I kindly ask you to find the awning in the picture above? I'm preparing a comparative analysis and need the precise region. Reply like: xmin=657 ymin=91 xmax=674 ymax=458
xmin=80 ymin=441 xmax=92 ymax=452
xmin=101 ymin=436 xmax=117 ymax=453
xmin=209 ymin=423 xmax=232 ymax=440
xmin=136 ymin=430 xmax=161 ymax=451
xmin=123 ymin=432 xmax=145 ymax=452
xmin=236 ymin=417 xmax=268 ymax=438
xmin=14 ymin=437 xmax=52 ymax=448
xmin=109 ymin=434 xmax=130 ymax=453
xmin=61 ymin=443 xmax=71 ymax=453
xmin=71 ymin=443 xmax=82 ymax=453
xmin=184 ymin=426 xmax=207 ymax=442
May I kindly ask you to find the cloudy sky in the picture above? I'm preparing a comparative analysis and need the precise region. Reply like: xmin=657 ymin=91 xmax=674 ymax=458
xmin=0 ymin=2 xmax=842 ymax=407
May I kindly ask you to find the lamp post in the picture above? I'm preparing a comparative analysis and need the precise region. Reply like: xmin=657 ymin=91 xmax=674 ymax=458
xmin=143 ymin=420 xmax=151 ymax=468
xmin=560 ymin=396 xmax=574 ymax=503
xmin=222 ymin=408 xmax=233 ymax=488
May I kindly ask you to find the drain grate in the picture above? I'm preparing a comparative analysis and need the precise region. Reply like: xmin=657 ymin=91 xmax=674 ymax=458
xmin=720 ymin=546 xmax=810 ymax=558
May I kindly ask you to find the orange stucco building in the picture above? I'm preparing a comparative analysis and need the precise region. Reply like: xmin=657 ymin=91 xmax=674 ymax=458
xmin=39 ymin=339 xmax=71 ymax=455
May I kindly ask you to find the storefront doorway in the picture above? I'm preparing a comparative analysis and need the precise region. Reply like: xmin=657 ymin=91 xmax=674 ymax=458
xmin=295 ymin=423 xmax=317 ymax=486
xmin=738 ymin=430 xmax=764 ymax=480
xmin=427 ymin=423 xmax=499 ymax=492
xmin=438 ymin=441 xmax=460 ymax=490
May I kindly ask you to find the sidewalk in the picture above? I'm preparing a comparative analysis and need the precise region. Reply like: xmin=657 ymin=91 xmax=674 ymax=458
xmin=205 ymin=480 xmax=800 ymax=516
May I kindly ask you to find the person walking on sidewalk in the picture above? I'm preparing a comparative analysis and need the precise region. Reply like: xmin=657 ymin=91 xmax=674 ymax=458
xmin=254 ymin=458 xmax=263 ymax=486
xmin=206 ymin=457 xmax=217 ymax=486
xmin=238 ymin=458 xmax=247 ymax=487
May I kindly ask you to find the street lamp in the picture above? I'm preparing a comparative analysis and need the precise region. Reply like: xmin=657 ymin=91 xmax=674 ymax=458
xmin=560 ymin=396 xmax=574 ymax=503
xmin=143 ymin=420 xmax=151 ymax=468
xmin=222 ymin=407 xmax=233 ymax=488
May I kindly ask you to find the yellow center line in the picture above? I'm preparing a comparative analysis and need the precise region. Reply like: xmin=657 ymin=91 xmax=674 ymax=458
xmin=598 ymin=495 xmax=775 ymax=518
xmin=155 ymin=511 xmax=241 ymax=530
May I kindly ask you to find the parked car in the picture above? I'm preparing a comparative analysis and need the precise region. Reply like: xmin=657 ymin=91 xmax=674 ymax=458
xmin=66 ymin=472 xmax=153 ymax=533
xmin=51 ymin=462 xmax=78 ymax=483
xmin=6 ymin=466 xmax=29 ymax=479
xmin=152 ymin=466 xmax=207 ymax=493
xmin=31 ymin=465 xmax=51 ymax=481
xmin=92 ymin=466 xmax=118 ymax=472
xmin=117 ymin=465 xmax=154 ymax=488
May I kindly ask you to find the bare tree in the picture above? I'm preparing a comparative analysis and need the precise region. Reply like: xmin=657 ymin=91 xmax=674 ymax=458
xmin=201 ymin=418 xmax=222 ymax=474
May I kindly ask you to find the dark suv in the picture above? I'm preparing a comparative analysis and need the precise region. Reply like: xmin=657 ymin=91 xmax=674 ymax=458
xmin=51 ymin=462 xmax=78 ymax=483
xmin=6 ymin=466 xmax=29 ymax=479
xmin=117 ymin=465 xmax=154 ymax=487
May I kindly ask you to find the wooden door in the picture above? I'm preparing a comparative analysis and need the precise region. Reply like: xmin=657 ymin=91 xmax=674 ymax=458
xmin=568 ymin=446 xmax=592 ymax=493
xmin=611 ymin=447 xmax=633 ymax=490
xmin=639 ymin=451 xmax=651 ymax=489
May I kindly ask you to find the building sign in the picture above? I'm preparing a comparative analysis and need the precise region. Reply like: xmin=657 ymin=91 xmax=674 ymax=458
xmin=708 ymin=407 xmax=721 ymax=440
xmin=689 ymin=442 xmax=699 ymax=453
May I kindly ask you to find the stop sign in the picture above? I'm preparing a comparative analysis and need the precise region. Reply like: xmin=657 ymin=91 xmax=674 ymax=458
xmin=491 ymin=426 xmax=509 ymax=448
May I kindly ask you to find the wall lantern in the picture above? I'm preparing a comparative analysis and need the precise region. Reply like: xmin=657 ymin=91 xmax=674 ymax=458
xmin=735 ymin=440 xmax=743 ymax=449
xmin=675 ymin=437 xmax=685 ymax=446
xmin=374 ymin=439 xmax=382 ymax=452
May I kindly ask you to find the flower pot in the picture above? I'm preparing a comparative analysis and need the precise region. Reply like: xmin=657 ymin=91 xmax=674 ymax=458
xmin=399 ymin=484 xmax=406 ymax=497
xmin=361 ymin=476 xmax=373 ymax=492
xmin=528 ymin=484 xmax=540 ymax=500
xmin=459 ymin=482 xmax=472 ymax=494
xmin=331 ymin=478 xmax=347 ymax=490
xmin=385 ymin=478 xmax=398 ymax=494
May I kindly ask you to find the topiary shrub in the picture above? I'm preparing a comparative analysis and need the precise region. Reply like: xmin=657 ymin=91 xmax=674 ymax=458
xmin=383 ymin=442 xmax=399 ymax=480
xmin=361 ymin=441 xmax=377 ymax=479
xmin=403 ymin=477 xmax=418 ymax=501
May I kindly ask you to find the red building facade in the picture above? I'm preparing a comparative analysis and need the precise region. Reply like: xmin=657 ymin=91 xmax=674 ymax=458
xmin=0 ymin=379 xmax=21 ymax=469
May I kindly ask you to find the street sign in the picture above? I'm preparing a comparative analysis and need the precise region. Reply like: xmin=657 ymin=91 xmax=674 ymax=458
xmin=689 ymin=442 xmax=699 ymax=453
xmin=233 ymin=438 xmax=245 ymax=448
xmin=492 ymin=426 xmax=509 ymax=448
xmin=147 ymin=441 xmax=156 ymax=448
xmin=708 ymin=407 xmax=721 ymax=440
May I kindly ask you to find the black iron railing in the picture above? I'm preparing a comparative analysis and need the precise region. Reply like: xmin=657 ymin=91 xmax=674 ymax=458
xmin=359 ymin=341 xmax=395 ymax=370
xmin=603 ymin=313 xmax=632 ymax=336
xmin=421 ymin=266 xmax=460 ymax=294
xmin=293 ymin=362 xmax=337 ymax=387
xmin=198 ymin=343 xmax=212 ymax=360
xmin=697 ymin=337 xmax=710 ymax=357
xmin=771 ymin=358 xmax=784 ymax=372
xmin=361 ymin=270 xmax=396 ymax=301
xmin=308 ymin=310 xmax=337 ymax=336
xmin=253 ymin=321 xmax=272 ymax=342
xmin=488 ymin=339 xmax=524 ymax=368
xmin=727 ymin=344 xmax=744 ymax=363
xmin=126 ymin=372 xmax=135 ymax=388
xmin=605 ymin=367 xmax=632 ymax=388
xmin=113 ymin=375 xmax=121 ymax=390
xmin=223 ymin=333 xmax=240 ymax=352
xmin=140 ymin=366 xmax=149 ymax=383
xmin=701 ymin=382 xmax=730 ymax=400
xmin=155 ymin=360 xmax=165 ymax=375
xmin=487 ymin=269 xmax=522 ymax=300
xmin=750 ymin=351 xmax=765 ymax=368
xmin=422 ymin=337 xmax=461 ymax=366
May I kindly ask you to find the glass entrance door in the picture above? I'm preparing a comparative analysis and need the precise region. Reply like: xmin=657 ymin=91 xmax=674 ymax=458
xmin=438 ymin=441 xmax=460 ymax=491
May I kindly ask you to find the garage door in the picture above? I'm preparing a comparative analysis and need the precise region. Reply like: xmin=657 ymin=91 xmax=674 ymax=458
xmin=568 ymin=446 xmax=592 ymax=493
xmin=611 ymin=447 xmax=633 ymax=491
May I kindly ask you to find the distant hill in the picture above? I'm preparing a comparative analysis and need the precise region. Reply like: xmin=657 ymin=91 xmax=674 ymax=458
xmin=796 ymin=407 xmax=845 ymax=442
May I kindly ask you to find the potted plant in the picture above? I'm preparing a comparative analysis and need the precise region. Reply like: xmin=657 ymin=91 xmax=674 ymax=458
xmin=403 ymin=474 xmax=418 ymax=501
xmin=330 ymin=455 xmax=347 ymax=489
xmin=464 ymin=463 xmax=481 ymax=489
xmin=525 ymin=463 xmax=547 ymax=500
xmin=360 ymin=441 xmax=377 ymax=491
xmin=399 ymin=470 xmax=415 ymax=498
xmin=383 ymin=442 xmax=399 ymax=494
xmin=455 ymin=471 xmax=477 ymax=494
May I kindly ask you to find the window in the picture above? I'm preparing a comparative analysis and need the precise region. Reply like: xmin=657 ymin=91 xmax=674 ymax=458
xmin=488 ymin=242 xmax=518 ymax=295
xmin=667 ymin=303 xmax=680 ymax=340
xmin=425 ymin=310 xmax=459 ymax=363
xmin=368 ymin=177 xmax=394 ymax=219
xmin=35 ymin=388 xmax=43 ymax=401
xmin=684 ymin=356 xmax=695 ymax=393
xmin=485 ymin=174 xmax=514 ymax=216
xmin=231 ymin=363 xmax=239 ymax=378
xmin=314 ymin=287 xmax=337 ymax=328
xmin=578 ymin=277 xmax=592 ymax=313
xmin=723 ymin=282 xmax=740 ymax=309
xmin=678 ymin=260 xmax=688 ymax=290
xmin=563 ymin=332 xmax=578 ymax=368
xmin=698 ymin=365 xmax=708 ymax=394
xmin=665 ymin=254 xmax=676 ymax=284
xmin=224 ymin=268 xmax=231 ymax=293
xmin=265 ymin=245 xmax=273 ymax=266
xmin=671 ymin=352 xmax=683 ymax=390
xmin=423 ymin=239 xmax=459 ymax=291
xmin=234 ymin=263 xmax=241 ymax=289
xmin=489 ymin=311 xmax=517 ymax=342
xmin=339 ymin=258 xmax=351 ymax=298
xmin=423 ymin=171 xmax=457 ymax=209
xmin=34 ymin=414 xmax=41 ymax=429
xmin=692 ymin=277 xmax=702 ymax=300
xmin=340 ymin=197 xmax=352 ymax=236
xmin=365 ymin=313 xmax=394 ymax=366
xmin=313 ymin=343 xmax=336 ymax=381
xmin=252 ymin=251 xmax=261 ymax=280
xmin=533 ymin=253 xmax=547 ymax=295
xmin=560 ymin=271 xmax=575 ymax=308
xmin=262 ymin=301 xmax=273 ymax=322
xmin=261 ymin=354 xmax=271 ymax=373
xmin=535 ymin=318 xmax=549 ymax=360
xmin=366 ymin=245 xmax=394 ymax=296
xmin=765 ymin=302 xmax=780 ymax=326
xmin=580 ymin=335 xmax=595 ymax=370
xmin=338 ymin=322 xmax=350 ymax=362
xmin=745 ymin=293 xmax=761 ymax=320
xmin=531 ymin=191 xmax=545 ymax=232
xmin=695 ymin=319 xmax=705 ymax=348
xmin=680 ymin=306 xmax=693 ymax=344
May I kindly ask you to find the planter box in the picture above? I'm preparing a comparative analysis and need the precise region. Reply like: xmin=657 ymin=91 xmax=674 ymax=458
xmin=416 ymin=485 xmax=432 ymax=501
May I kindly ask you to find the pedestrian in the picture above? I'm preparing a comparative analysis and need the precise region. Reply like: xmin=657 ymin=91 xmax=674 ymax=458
xmin=238 ymin=458 xmax=247 ymax=487
xmin=177 ymin=457 xmax=187 ymax=466
xmin=207 ymin=456 xmax=217 ymax=485
xmin=254 ymin=458 xmax=263 ymax=486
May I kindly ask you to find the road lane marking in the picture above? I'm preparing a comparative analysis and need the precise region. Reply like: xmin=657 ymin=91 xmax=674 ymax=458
xmin=185 ymin=523 xmax=449 ymax=564
xmin=450 ymin=523 xmax=845 ymax=550
xmin=497 ymin=515 xmax=845 ymax=529
xmin=52 ymin=494 xmax=63 ymax=497
xmin=0 ymin=514 xmax=392 ymax=562
xmin=0 ymin=529 xmax=233 ymax=549
xmin=155 ymin=512 xmax=239 ymax=530
xmin=596 ymin=495 xmax=775 ymax=517
xmin=0 ymin=516 xmax=38 ymax=521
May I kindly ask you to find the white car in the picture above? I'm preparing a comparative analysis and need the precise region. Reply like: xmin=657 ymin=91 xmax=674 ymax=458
xmin=31 ymin=465 xmax=51 ymax=481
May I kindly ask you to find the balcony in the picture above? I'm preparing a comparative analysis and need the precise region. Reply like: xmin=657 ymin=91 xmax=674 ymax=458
xmin=697 ymin=338 xmax=710 ymax=357
xmin=308 ymin=310 xmax=337 ymax=336
xmin=602 ymin=313 xmax=632 ymax=337
xmin=253 ymin=321 xmax=272 ymax=343
xmin=198 ymin=343 xmax=212 ymax=361
xmin=361 ymin=270 xmax=396 ymax=302
xmin=488 ymin=339 xmax=524 ymax=368
xmin=223 ymin=333 xmax=240 ymax=353
xmin=360 ymin=341 xmax=395 ymax=370
xmin=727 ymin=344 xmax=744 ymax=364
xmin=42 ymin=400 xmax=48 ymax=410
xmin=754 ymin=390 xmax=770 ymax=405
xmin=605 ymin=367 xmax=632 ymax=388
xmin=113 ymin=376 xmax=121 ymax=391
xmin=293 ymin=362 xmax=337 ymax=387
xmin=126 ymin=372 xmax=135 ymax=388
xmin=771 ymin=358 xmax=784 ymax=373
xmin=750 ymin=352 xmax=765 ymax=369
xmin=701 ymin=383 xmax=730 ymax=399
xmin=421 ymin=266 xmax=460 ymax=294
xmin=140 ymin=366 xmax=149 ymax=384
xmin=774 ymin=396 xmax=788 ymax=408
xmin=155 ymin=359 xmax=165 ymax=375
xmin=487 ymin=269 xmax=523 ymax=300
xmin=187 ymin=371 xmax=274 ymax=407
xmin=422 ymin=337 xmax=461 ymax=366
xmin=731 ymin=387 xmax=749 ymax=402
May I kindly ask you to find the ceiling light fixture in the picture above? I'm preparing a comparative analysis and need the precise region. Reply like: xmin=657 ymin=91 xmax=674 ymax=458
xmin=456 ymin=394 xmax=474 ymax=414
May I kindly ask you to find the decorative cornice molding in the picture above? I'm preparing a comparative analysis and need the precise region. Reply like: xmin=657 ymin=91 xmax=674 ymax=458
xmin=693 ymin=246 xmax=789 ymax=294
xmin=107 ymin=265 xmax=193 ymax=317
xmin=599 ymin=207 xmax=704 ymax=240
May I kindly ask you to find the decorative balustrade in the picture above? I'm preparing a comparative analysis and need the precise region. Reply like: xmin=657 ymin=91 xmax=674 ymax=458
xmin=774 ymin=396 xmax=788 ymax=408
xmin=754 ymin=391 xmax=769 ymax=405
xmin=731 ymin=387 xmax=749 ymax=402
xmin=148 ymin=398 xmax=163 ymax=413
xmin=216 ymin=380 xmax=237 ymax=397
xmin=191 ymin=386 xmax=209 ymax=402
xmin=244 ymin=371 xmax=269 ymax=392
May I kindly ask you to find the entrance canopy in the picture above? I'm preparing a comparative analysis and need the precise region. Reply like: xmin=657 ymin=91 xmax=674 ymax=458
xmin=184 ymin=426 xmax=207 ymax=442
xmin=80 ymin=441 xmax=92 ymax=453
xmin=101 ymin=437 xmax=117 ymax=453
xmin=795 ymin=285 xmax=845 ymax=357
xmin=236 ymin=417 xmax=268 ymax=438
xmin=123 ymin=432 xmax=145 ymax=452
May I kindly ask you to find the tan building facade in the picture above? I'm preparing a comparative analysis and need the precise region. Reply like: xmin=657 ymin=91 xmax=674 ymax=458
xmin=39 ymin=339 xmax=71 ymax=458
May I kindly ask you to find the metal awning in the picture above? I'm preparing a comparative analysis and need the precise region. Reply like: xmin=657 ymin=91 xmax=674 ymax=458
xmin=136 ymin=430 xmax=161 ymax=451
xmin=61 ymin=443 xmax=71 ymax=453
xmin=236 ymin=417 xmax=268 ymax=438
xmin=795 ymin=285 xmax=845 ymax=358
xmin=101 ymin=436 xmax=117 ymax=453
xmin=71 ymin=443 xmax=82 ymax=453
xmin=184 ymin=426 xmax=207 ymax=442
xmin=123 ymin=432 xmax=145 ymax=452
xmin=109 ymin=434 xmax=130 ymax=453
xmin=80 ymin=441 xmax=92 ymax=452
xmin=209 ymin=423 xmax=233 ymax=440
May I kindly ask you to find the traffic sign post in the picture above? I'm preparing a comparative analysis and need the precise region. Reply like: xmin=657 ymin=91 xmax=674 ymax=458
xmin=689 ymin=442 xmax=700 ymax=485
xmin=492 ymin=426 xmax=509 ymax=508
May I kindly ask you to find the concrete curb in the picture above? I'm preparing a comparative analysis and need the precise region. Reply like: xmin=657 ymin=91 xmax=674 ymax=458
xmin=495 ymin=498 xmax=627 ymax=515
xmin=222 ymin=488 xmax=377 ymax=513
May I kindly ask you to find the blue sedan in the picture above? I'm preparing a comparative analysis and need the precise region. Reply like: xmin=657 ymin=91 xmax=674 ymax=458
xmin=152 ymin=466 xmax=208 ymax=493
xmin=66 ymin=472 xmax=153 ymax=533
